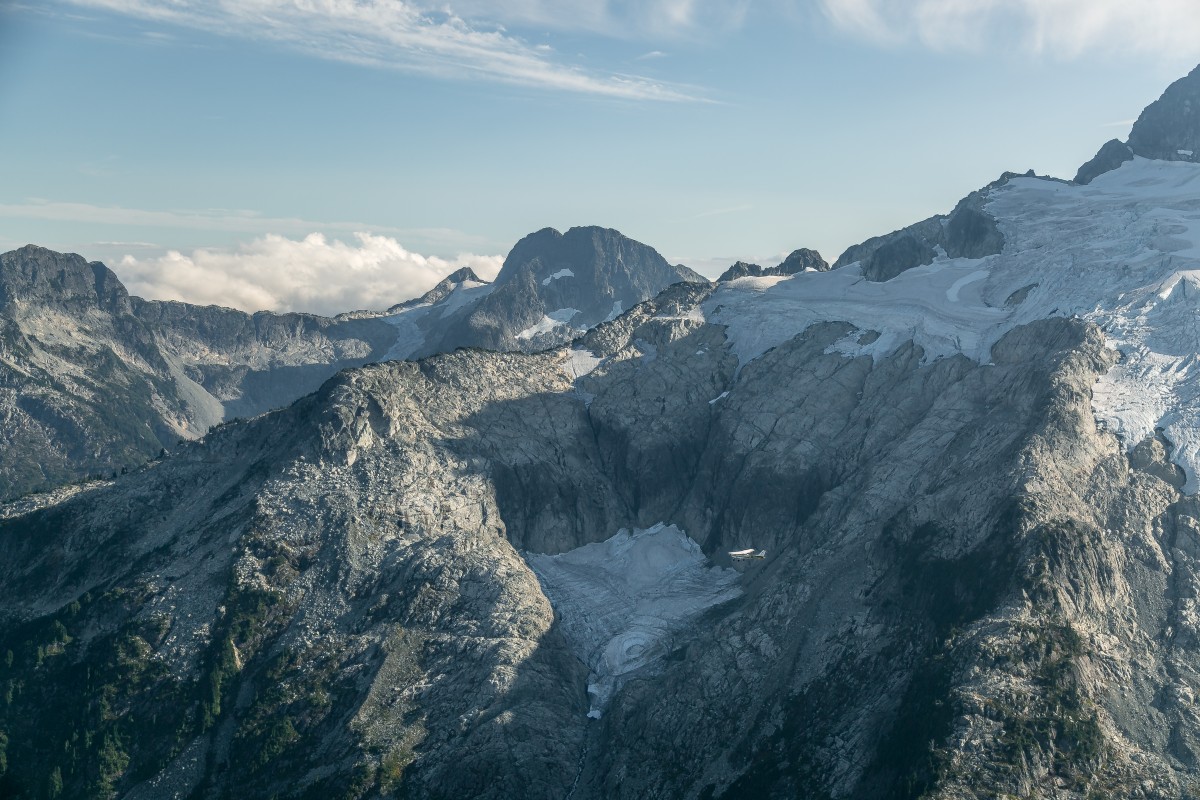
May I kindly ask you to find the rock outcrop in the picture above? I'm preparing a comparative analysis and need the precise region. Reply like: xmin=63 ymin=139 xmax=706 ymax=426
xmin=834 ymin=181 xmax=1006 ymax=281
xmin=1075 ymin=138 xmax=1135 ymax=184
xmin=1129 ymin=64 xmax=1200 ymax=162
xmin=717 ymin=248 xmax=828 ymax=281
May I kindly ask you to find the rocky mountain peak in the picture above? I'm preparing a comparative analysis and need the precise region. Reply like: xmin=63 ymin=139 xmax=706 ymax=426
xmin=778 ymin=247 xmax=829 ymax=273
xmin=0 ymin=244 xmax=131 ymax=315
xmin=423 ymin=224 xmax=707 ymax=353
xmin=1128 ymin=63 xmax=1200 ymax=162
xmin=385 ymin=266 xmax=489 ymax=313
xmin=1074 ymin=138 xmax=1135 ymax=185
xmin=716 ymin=261 xmax=764 ymax=281
xmin=717 ymin=249 xmax=828 ymax=282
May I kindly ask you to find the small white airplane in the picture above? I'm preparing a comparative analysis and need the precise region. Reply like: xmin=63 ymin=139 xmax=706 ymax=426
xmin=729 ymin=548 xmax=766 ymax=560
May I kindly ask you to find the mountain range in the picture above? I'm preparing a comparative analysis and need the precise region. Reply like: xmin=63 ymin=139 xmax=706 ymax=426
xmin=5 ymin=64 xmax=1200 ymax=800
xmin=0 ymin=226 xmax=702 ymax=501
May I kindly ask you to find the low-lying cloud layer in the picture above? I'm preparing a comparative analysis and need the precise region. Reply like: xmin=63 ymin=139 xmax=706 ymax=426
xmin=115 ymin=232 xmax=504 ymax=317
xmin=819 ymin=0 xmax=1200 ymax=59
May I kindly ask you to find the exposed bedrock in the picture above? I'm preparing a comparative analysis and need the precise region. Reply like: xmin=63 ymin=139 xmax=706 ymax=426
xmin=4 ymin=278 xmax=1196 ymax=798
xmin=833 ymin=183 xmax=1006 ymax=282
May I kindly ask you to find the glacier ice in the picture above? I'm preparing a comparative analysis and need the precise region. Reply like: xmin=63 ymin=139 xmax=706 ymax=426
xmin=525 ymin=524 xmax=741 ymax=718
xmin=704 ymin=158 xmax=1200 ymax=493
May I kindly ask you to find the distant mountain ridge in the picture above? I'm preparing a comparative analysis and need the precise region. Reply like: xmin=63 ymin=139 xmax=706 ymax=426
xmin=417 ymin=226 xmax=706 ymax=354
xmin=717 ymin=248 xmax=829 ymax=281
xmin=0 ymin=227 xmax=703 ymax=500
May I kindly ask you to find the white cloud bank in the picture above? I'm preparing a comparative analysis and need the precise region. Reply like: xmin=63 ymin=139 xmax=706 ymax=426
xmin=63 ymin=0 xmax=702 ymax=101
xmin=115 ymin=232 xmax=504 ymax=317
xmin=819 ymin=0 xmax=1200 ymax=59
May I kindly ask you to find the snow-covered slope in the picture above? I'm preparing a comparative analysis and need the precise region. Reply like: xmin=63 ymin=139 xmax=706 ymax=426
xmin=708 ymin=158 xmax=1200 ymax=490
xmin=526 ymin=524 xmax=740 ymax=717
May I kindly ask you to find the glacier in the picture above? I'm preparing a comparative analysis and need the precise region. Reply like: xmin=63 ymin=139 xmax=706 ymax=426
xmin=706 ymin=158 xmax=1200 ymax=492
xmin=525 ymin=524 xmax=742 ymax=718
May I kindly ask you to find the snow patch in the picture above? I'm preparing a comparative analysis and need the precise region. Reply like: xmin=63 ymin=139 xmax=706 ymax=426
xmin=563 ymin=347 xmax=603 ymax=380
xmin=709 ymin=391 xmax=729 ymax=405
xmin=381 ymin=282 xmax=493 ymax=359
xmin=654 ymin=306 xmax=706 ymax=323
xmin=541 ymin=269 xmax=575 ymax=286
xmin=516 ymin=308 xmax=582 ymax=341
xmin=525 ymin=524 xmax=741 ymax=718
xmin=436 ymin=281 xmax=493 ymax=318
xmin=381 ymin=305 xmax=430 ymax=361
xmin=604 ymin=301 xmax=623 ymax=322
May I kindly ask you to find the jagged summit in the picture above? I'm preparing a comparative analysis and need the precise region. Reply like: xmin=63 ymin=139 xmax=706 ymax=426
xmin=778 ymin=247 xmax=829 ymax=273
xmin=495 ymin=225 xmax=705 ymax=288
xmin=419 ymin=224 xmax=707 ymax=353
xmin=716 ymin=261 xmax=763 ymax=281
xmin=0 ymin=244 xmax=131 ymax=315
xmin=381 ymin=265 xmax=489 ymax=314
xmin=1076 ymin=63 xmax=1200 ymax=184
xmin=832 ymin=179 xmax=1006 ymax=281
xmin=716 ymin=248 xmax=828 ymax=282
xmin=1129 ymin=63 xmax=1200 ymax=162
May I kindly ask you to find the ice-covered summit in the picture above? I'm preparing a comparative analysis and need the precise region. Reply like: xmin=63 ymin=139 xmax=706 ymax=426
xmin=706 ymin=156 xmax=1200 ymax=491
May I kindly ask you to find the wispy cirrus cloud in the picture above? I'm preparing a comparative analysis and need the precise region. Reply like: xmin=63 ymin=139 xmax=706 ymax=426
xmin=444 ymin=0 xmax=753 ymax=38
xmin=115 ymin=232 xmax=504 ymax=316
xmin=58 ymin=0 xmax=705 ymax=101
xmin=818 ymin=0 xmax=1200 ymax=59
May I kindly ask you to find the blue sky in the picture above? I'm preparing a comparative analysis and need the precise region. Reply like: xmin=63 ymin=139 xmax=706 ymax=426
xmin=2 ymin=0 xmax=1198 ymax=314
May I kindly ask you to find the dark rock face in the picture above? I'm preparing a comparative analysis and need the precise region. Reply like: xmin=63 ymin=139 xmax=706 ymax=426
xmin=717 ymin=249 xmax=828 ymax=282
xmin=944 ymin=204 xmax=1005 ymax=259
xmin=834 ymin=183 xmax=1006 ymax=281
xmin=862 ymin=233 xmax=937 ymax=281
xmin=1075 ymin=138 xmax=1135 ymax=184
xmin=1129 ymin=64 xmax=1200 ymax=162
xmin=423 ymin=226 xmax=707 ymax=353
xmin=716 ymin=261 xmax=765 ymax=281
xmin=129 ymin=298 xmax=397 ymax=419
xmin=778 ymin=247 xmax=830 ymax=273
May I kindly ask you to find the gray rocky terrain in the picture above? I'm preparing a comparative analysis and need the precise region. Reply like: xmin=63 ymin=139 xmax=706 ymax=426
xmin=7 ymin=61 xmax=1200 ymax=800
xmin=717 ymin=248 xmax=829 ymax=282
xmin=832 ymin=178 xmax=1009 ymax=282
xmin=0 ymin=228 xmax=700 ymax=501
xmin=0 ymin=279 xmax=1195 ymax=799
